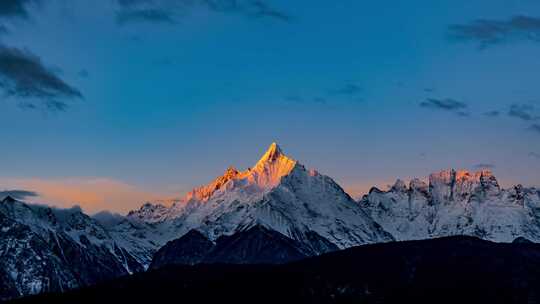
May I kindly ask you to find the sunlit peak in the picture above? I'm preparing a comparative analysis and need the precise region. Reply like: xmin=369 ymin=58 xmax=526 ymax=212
xmin=256 ymin=142 xmax=286 ymax=165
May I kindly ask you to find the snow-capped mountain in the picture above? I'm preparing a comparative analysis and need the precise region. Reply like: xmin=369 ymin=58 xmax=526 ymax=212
xmin=3 ymin=143 xmax=540 ymax=302
xmin=0 ymin=196 xmax=143 ymax=301
xmin=361 ymin=169 xmax=540 ymax=242
xmin=116 ymin=143 xmax=393 ymax=266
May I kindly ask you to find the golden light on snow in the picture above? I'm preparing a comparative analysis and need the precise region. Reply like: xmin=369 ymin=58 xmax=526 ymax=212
xmin=186 ymin=142 xmax=297 ymax=201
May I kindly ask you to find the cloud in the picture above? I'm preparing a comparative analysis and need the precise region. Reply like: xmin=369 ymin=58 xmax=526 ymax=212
xmin=0 ymin=0 xmax=38 ymax=19
xmin=115 ymin=0 xmax=292 ymax=25
xmin=420 ymin=98 xmax=467 ymax=111
xmin=328 ymin=83 xmax=362 ymax=96
xmin=529 ymin=124 xmax=540 ymax=134
xmin=92 ymin=210 xmax=126 ymax=227
xmin=0 ymin=189 xmax=38 ymax=200
xmin=419 ymin=98 xmax=469 ymax=116
xmin=244 ymin=0 xmax=292 ymax=22
xmin=0 ymin=45 xmax=82 ymax=111
xmin=0 ymin=177 xmax=167 ymax=214
xmin=483 ymin=110 xmax=500 ymax=117
xmin=508 ymin=104 xmax=538 ymax=121
xmin=473 ymin=163 xmax=496 ymax=170
xmin=284 ymin=95 xmax=303 ymax=103
xmin=529 ymin=152 xmax=540 ymax=159
xmin=448 ymin=15 xmax=540 ymax=47
xmin=116 ymin=8 xmax=175 ymax=25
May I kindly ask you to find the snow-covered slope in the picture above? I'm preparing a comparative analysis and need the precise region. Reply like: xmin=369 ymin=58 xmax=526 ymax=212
xmin=118 ymin=143 xmax=393 ymax=265
xmin=0 ymin=196 xmax=144 ymax=300
xmin=361 ymin=169 xmax=540 ymax=242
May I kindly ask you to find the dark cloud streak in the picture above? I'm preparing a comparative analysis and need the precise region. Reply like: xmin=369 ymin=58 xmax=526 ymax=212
xmin=0 ymin=0 xmax=38 ymax=19
xmin=116 ymin=8 xmax=175 ymax=25
xmin=0 ymin=189 xmax=38 ymax=201
xmin=0 ymin=45 xmax=83 ymax=111
xmin=420 ymin=98 xmax=467 ymax=110
xmin=419 ymin=98 xmax=470 ymax=117
xmin=247 ymin=0 xmax=292 ymax=22
xmin=115 ymin=0 xmax=292 ymax=25
xmin=448 ymin=15 xmax=540 ymax=47
xmin=483 ymin=110 xmax=500 ymax=117
xmin=508 ymin=104 xmax=538 ymax=121
xmin=529 ymin=124 xmax=540 ymax=134
xmin=529 ymin=152 xmax=540 ymax=159
xmin=328 ymin=83 xmax=362 ymax=96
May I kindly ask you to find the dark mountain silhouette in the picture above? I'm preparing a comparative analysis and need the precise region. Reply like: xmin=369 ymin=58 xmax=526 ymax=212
xmin=12 ymin=236 xmax=540 ymax=304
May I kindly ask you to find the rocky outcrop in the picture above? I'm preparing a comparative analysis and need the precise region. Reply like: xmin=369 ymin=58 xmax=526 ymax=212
xmin=149 ymin=226 xmax=335 ymax=269
xmin=362 ymin=169 xmax=540 ymax=242
xmin=0 ymin=196 xmax=144 ymax=301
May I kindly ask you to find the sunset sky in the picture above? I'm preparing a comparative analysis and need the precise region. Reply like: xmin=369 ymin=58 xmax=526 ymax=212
xmin=1 ymin=0 xmax=540 ymax=213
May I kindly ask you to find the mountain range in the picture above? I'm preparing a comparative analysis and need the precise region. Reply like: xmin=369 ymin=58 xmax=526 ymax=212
xmin=1 ymin=143 xmax=539 ymax=301
xmin=12 ymin=236 xmax=540 ymax=304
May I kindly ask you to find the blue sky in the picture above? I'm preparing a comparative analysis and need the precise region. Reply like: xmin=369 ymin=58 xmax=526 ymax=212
xmin=1 ymin=0 xmax=540 ymax=213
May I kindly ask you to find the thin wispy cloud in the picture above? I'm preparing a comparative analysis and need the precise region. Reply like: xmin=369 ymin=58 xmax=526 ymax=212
xmin=483 ymin=110 xmax=500 ymax=117
xmin=420 ymin=98 xmax=467 ymax=111
xmin=328 ymin=83 xmax=362 ymax=96
xmin=419 ymin=98 xmax=469 ymax=116
xmin=448 ymin=15 xmax=540 ymax=48
xmin=0 ymin=189 xmax=38 ymax=200
xmin=529 ymin=124 xmax=540 ymax=134
xmin=529 ymin=152 xmax=540 ymax=159
xmin=0 ymin=45 xmax=83 ymax=111
xmin=247 ymin=0 xmax=292 ymax=22
xmin=0 ymin=0 xmax=39 ymax=36
xmin=115 ymin=0 xmax=292 ymax=25
xmin=116 ymin=8 xmax=175 ymax=25
xmin=0 ymin=0 xmax=38 ymax=19
xmin=508 ymin=104 xmax=538 ymax=121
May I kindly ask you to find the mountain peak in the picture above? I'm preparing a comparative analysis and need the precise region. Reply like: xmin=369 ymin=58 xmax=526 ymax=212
xmin=248 ymin=142 xmax=297 ymax=188
xmin=429 ymin=168 xmax=499 ymax=185
xmin=257 ymin=142 xmax=284 ymax=164
xmin=183 ymin=143 xmax=297 ymax=202
xmin=186 ymin=166 xmax=240 ymax=202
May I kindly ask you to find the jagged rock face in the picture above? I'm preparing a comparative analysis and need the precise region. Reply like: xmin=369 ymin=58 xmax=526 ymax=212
xmin=0 ymin=197 xmax=144 ymax=301
xmin=149 ymin=230 xmax=215 ymax=269
xmin=95 ymin=217 xmax=164 ymax=269
xmin=126 ymin=203 xmax=170 ymax=224
xmin=120 ymin=143 xmax=393 ymax=264
xmin=204 ymin=226 xmax=309 ymax=264
xmin=149 ymin=226 xmax=328 ymax=269
xmin=362 ymin=169 xmax=540 ymax=242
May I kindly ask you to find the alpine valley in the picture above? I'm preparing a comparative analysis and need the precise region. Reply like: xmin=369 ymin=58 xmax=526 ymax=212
xmin=1 ymin=143 xmax=539 ymax=302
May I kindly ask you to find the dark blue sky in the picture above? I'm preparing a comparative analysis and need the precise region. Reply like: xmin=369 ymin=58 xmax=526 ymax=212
xmin=1 ymin=0 xmax=540 ymax=212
